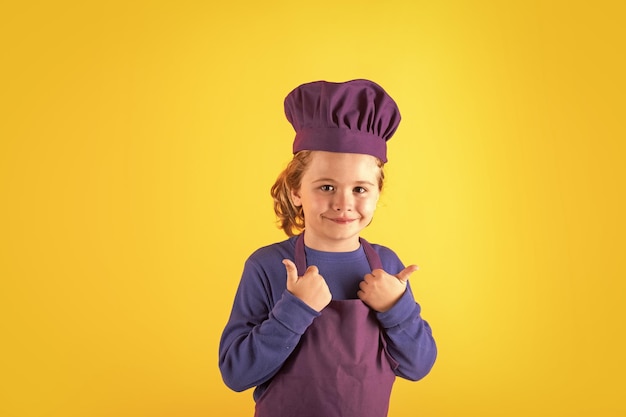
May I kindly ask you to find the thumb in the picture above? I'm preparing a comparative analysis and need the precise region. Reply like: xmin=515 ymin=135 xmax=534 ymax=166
xmin=282 ymin=259 xmax=299 ymax=284
xmin=396 ymin=265 xmax=419 ymax=282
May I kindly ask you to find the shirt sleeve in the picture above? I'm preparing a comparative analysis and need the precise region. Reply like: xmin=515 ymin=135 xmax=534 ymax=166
xmin=376 ymin=286 xmax=437 ymax=380
xmin=218 ymin=256 xmax=320 ymax=392
xmin=374 ymin=246 xmax=437 ymax=381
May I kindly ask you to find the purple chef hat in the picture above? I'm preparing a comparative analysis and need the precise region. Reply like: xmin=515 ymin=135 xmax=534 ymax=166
xmin=284 ymin=79 xmax=401 ymax=163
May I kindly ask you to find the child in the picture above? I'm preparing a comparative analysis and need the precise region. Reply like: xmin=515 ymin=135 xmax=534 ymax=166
xmin=219 ymin=79 xmax=437 ymax=417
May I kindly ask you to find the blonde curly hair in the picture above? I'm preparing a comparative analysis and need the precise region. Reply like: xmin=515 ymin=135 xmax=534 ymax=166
xmin=270 ymin=151 xmax=384 ymax=236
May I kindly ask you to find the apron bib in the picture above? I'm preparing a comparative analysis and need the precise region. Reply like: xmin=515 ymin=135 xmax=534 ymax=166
xmin=254 ymin=234 xmax=397 ymax=417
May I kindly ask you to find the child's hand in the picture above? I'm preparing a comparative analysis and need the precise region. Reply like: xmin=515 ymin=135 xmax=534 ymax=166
xmin=283 ymin=259 xmax=332 ymax=312
xmin=357 ymin=266 xmax=419 ymax=312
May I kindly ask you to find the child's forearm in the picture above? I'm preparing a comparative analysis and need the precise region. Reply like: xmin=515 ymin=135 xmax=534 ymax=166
xmin=219 ymin=290 xmax=318 ymax=391
xmin=377 ymin=288 xmax=437 ymax=381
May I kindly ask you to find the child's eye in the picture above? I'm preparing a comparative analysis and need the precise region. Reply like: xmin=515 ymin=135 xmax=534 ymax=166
xmin=353 ymin=186 xmax=367 ymax=194
xmin=320 ymin=185 xmax=335 ymax=192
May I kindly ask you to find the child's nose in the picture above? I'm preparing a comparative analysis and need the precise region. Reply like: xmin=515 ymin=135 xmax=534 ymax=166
xmin=333 ymin=191 xmax=353 ymax=211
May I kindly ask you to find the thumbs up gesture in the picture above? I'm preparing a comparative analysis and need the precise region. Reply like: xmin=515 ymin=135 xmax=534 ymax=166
xmin=357 ymin=265 xmax=419 ymax=312
xmin=283 ymin=259 xmax=332 ymax=312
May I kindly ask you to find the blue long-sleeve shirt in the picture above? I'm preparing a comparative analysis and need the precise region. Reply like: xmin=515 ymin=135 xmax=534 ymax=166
xmin=219 ymin=236 xmax=437 ymax=401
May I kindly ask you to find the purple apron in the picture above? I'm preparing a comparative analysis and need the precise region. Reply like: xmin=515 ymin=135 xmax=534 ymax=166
xmin=254 ymin=234 xmax=398 ymax=417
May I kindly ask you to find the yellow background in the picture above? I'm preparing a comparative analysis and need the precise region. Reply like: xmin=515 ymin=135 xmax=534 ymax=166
xmin=1 ymin=1 xmax=624 ymax=416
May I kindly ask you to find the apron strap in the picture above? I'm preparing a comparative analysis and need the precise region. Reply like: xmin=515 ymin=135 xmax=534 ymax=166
xmin=294 ymin=232 xmax=383 ymax=276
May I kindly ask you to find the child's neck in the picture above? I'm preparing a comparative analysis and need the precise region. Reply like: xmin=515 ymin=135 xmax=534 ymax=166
xmin=302 ymin=233 xmax=360 ymax=253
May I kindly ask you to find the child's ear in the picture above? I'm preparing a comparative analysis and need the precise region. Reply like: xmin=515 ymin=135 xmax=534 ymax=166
xmin=290 ymin=188 xmax=302 ymax=207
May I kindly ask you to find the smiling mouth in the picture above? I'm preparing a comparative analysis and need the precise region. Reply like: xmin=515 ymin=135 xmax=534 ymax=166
xmin=327 ymin=217 xmax=357 ymax=224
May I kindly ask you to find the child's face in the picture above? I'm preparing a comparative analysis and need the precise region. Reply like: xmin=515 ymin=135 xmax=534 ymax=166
xmin=290 ymin=151 xmax=381 ymax=252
